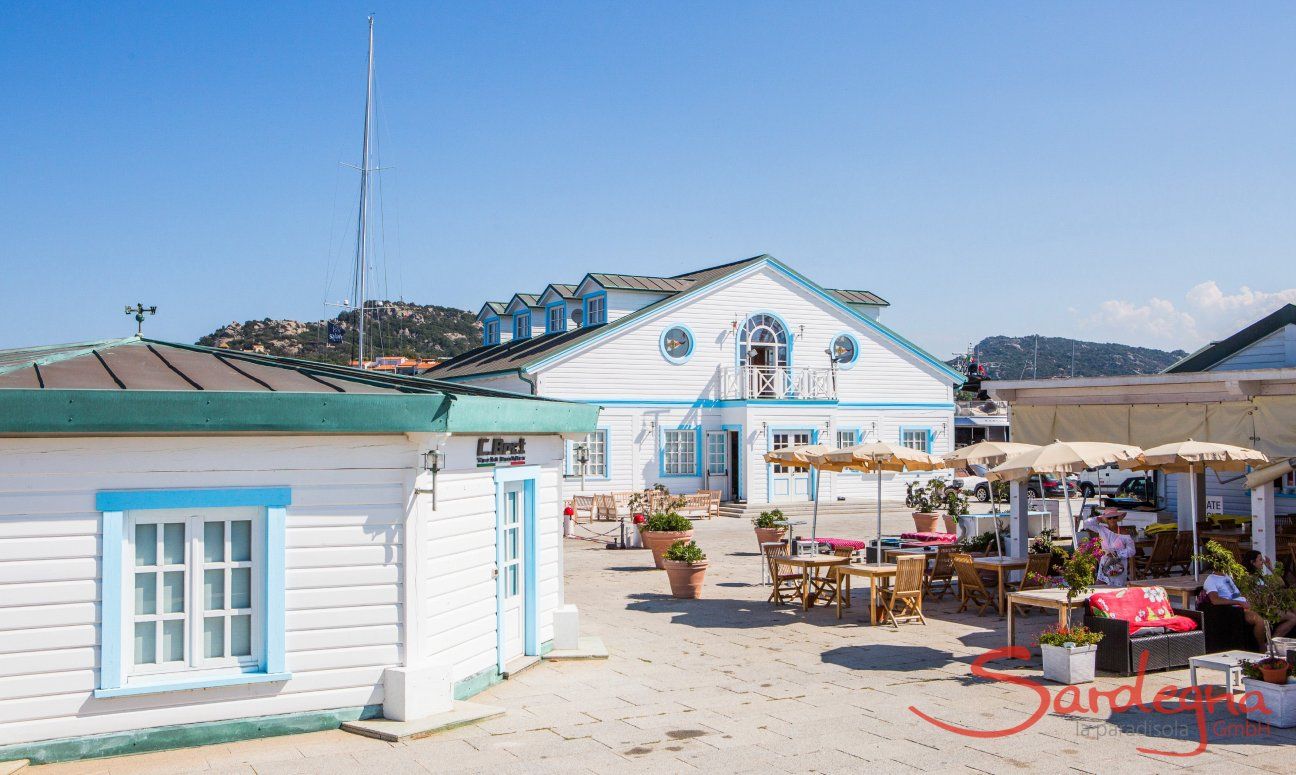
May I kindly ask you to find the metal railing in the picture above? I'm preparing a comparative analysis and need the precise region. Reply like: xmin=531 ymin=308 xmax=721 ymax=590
xmin=720 ymin=366 xmax=836 ymax=400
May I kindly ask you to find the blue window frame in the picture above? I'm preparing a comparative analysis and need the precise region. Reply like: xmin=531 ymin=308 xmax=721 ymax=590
xmin=659 ymin=324 xmax=695 ymax=365
xmin=482 ymin=318 xmax=500 ymax=346
xmin=658 ymin=426 xmax=702 ymax=477
xmin=899 ymin=426 xmax=934 ymax=453
xmin=583 ymin=292 xmax=607 ymax=326
xmin=830 ymin=332 xmax=859 ymax=369
xmin=513 ymin=311 xmax=532 ymax=340
xmin=565 ymin=428 xmax=609 ymax=479
xmin=546 ymin=303 xmax=567 ymax=334
xmin=95 ymin=487 xmax=291 ymax=698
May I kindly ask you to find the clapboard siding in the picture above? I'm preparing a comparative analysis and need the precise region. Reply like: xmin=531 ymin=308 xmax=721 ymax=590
xmin=1212 ymin=325 xmax=1296 ymax=371
xmin=0 ymin=434 xmax=411 ymax=746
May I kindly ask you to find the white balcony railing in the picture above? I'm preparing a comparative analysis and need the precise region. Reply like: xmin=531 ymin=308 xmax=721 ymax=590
xmin=720 ymin=366 xmax=837 ymax=400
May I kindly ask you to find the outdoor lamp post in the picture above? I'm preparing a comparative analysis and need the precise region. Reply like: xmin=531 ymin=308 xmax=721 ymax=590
xmin=421 ymin=448 xmax=444 ymax=509
xmin=573 ymin=442 xmax=590 ymax=494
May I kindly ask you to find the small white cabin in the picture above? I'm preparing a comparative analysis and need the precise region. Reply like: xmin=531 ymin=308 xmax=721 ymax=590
xmin=0 ymin=338 xmax=597 ymax=764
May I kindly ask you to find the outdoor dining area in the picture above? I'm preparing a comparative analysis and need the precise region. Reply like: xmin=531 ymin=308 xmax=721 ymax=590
xmin=756 ymin=437 xmax=1296 ymax=696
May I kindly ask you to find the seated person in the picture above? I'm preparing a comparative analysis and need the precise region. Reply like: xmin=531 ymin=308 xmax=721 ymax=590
xmin=1243 ymin=549 xmax=1296 ymax=639
xmin=1202 ymin=554 xmax=1268 ymax=648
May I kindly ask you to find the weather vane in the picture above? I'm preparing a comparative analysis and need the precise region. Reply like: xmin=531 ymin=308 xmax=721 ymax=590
xmin=125 ymin=303 xmax=157 ymax=335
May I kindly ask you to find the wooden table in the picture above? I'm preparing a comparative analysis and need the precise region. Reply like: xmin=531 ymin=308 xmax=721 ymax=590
xmin=774 ymin=554 xmax=849 ymax=610
xmin=972 ymin=555 xmax=1029 ymax=616
xmin=883 ymin=546 xmax=940 ymax=563
xmin=1131 ymin=575 xmax=1201 ymax=609
xmin=1006 ymin=586 xmax=1118 ymax=647
xmin=834 ymin=563 xmax=897 ymax=623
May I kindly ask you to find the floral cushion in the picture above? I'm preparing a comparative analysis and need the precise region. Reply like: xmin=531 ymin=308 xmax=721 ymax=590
xmin=900 ymin=532 xmax=958 ymax=544
xmin=1088 ymin=587 xmax=1197 ymax=633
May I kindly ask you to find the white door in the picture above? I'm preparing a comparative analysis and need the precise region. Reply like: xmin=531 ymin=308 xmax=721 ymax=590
xmin=500 ymin=482 xmax=526 ymax=662
xmin=770 ymin=431 xmax=813 ymax=502
xmin=704 ymin=431 xmax=730 ymax=499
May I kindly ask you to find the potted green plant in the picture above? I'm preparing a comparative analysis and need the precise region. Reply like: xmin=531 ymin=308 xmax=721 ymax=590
xmin=641 ymin=512 xmax=694 ymax=569
xmin=905 ymin=480 xmax=944 ymax=533
xmin=662 ymin=540 xmax=708 ymax=598
xmin=1036 ymin=539 xmax=1102 ymax=684
xmin=941 ymin=485 xmax=970 ymax=535
xmin=752 ymin=509 xmax=786 ymax=551
xmin=1038 ymin=625 xmax=1104 ymax=685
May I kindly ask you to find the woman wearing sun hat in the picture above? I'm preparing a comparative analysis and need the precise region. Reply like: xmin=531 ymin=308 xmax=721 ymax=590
xmin=1081 ymin=508 xmax=1137 ymax=586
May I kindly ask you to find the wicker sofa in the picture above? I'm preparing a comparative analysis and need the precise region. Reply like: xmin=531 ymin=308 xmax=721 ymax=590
xmin=1082 ymin=587 xmax=1205 ymax=676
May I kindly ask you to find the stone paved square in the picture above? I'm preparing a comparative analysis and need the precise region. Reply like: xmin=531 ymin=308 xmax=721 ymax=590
xmin=30 ymin=508 xmax=1295 ymax=773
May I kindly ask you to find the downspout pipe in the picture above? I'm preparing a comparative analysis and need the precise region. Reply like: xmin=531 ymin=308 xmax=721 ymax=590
xmin=517 ymin=369 xmax=539 ymax=396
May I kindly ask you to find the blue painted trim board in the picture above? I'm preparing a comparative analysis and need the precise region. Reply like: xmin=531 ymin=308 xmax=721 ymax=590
xmin=100 ymin=511 xmax=125 ymax=690
xmin=493 ymin=465 xmax=541 ymax=672
xmin=582 ymin=290 xmax=608 ymax=326
xmin=581 ymin=398 xmax=955 ymax=409
xmin=96 ymin=487 xmax=292 ymax=512
xmin=899 ymin=425 xmax=935 ymax=453
xmin=545 ymin=301 xmax=567 ymax=334
xmin=94 ymin=671 xmax=292 ymax=699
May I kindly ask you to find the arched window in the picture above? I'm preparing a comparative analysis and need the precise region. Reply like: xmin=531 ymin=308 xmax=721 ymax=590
xmin=740 ymin=313 xmax=789 ymax=369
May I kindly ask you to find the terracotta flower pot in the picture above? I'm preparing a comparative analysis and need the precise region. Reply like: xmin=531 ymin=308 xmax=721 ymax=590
xmin=912 ymin=512 xmax=941 ymax=533
xmin=1261 ymin=661 xmax=1290 ymax=685
xmin=663 ymin=559 xmax=708 ymax=598
xmin=642 ymin=530 xmax=693 ymax=569
xmin=754 ymin=526 xmax=788 ymax=552
xmin=941 ymin=514 xmax=958 ymax=535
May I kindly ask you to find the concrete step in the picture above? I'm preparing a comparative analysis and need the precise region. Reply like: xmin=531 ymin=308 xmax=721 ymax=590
xmin=502 ymin=654 xmax=542 ymax=679
xmin=341 ymin=702 xmax=505 ymax=743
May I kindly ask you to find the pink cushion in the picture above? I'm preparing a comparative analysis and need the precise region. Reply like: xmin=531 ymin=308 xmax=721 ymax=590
xmin=1088 ymin=587 xmax=1197 ymax=633
xmin=817 ymin=537 xmax=868 ymax=550
xmin=900 ymin=532 xmax=958 ymax=544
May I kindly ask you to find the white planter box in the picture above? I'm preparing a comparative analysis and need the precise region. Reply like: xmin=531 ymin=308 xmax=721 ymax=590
xmin=1243 ymin=678 xmax=1296 ymax=728
xmin=1041 ymin=643 xmax=1097 ymax=685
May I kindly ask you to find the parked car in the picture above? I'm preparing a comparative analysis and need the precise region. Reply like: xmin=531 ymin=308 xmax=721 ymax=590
xmin=950 ymin=468 xmax=991 ymax=501
xmin=961 ymin=471 xmax=1065 ymax=501
xmin=1077 ymin=463 xmax=1145 ymax=499
xmin=1102 ymin=475 xmax=1161 ymax=510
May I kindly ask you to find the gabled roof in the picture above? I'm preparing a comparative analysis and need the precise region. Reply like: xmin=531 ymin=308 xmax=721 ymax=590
xmin=828 ymin=288 xmax=889 ymax=307
xmin=428 ymin=254 xmax=961 ymax=383
xmin=477 ymin=301 xmax=508 ymax=320
xmin=585 ymin=273 xmax=695 ymax=293
xmin=1164 ymin=304 xmax=1296 ymax=374
xmin=505 ymin=294 xmax=543 ymax=314
xmin=539 ymin=284 xmax=581 ymax=304
xmin=0 ymin=337 xmax=597 ymax=435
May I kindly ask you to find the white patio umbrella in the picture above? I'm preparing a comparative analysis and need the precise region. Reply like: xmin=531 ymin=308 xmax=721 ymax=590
xmin=1119 ymin=440 xmax=1269 ymax=579
xmin=987 ymin=440 xmax=1144 ymax=546
xmin=943 ymin=441 xmax=1041 ymax=555
xmin=762 ymin=444 xmax=836 ymax=544
xmin=822 ymin=442 xmax=946 ymax=558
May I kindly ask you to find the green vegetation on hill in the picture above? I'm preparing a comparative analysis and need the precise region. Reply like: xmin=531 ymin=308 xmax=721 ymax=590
xmin=956 ymin=335 xmax=1187 ymax=380
xmin=196 ymin=301 xmax=480 ymax=365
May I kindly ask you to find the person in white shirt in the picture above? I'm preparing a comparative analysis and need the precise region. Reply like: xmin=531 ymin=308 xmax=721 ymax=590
xmin=1202 ymin=554 xmax=1267 ymax=647
xmin=1080 ymin=508 xmax=1136 ymax=586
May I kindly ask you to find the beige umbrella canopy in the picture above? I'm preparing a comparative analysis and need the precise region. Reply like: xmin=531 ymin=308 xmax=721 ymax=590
xmin=762 ymin=444 xmax=838 ymax=542
xmin=942 ymin=441 xmax=1041 ymax=469
xmin=822 ymin=442 xmax=948 ymax=556
xmin=986 ymin=440 xmax=1143 ymax=482
xmin=1119 ymin=440 xmax=1268 ymax=579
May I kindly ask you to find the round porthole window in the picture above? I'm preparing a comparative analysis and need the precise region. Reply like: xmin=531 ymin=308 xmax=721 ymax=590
xmin=660 ymin=325 xmax=694 ymax=364
xmin=831 ymin=333 xmax=858 ymax=367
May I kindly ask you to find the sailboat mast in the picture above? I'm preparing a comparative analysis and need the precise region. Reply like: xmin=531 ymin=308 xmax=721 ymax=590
xmin=355 ymin=15 xmax=375 ymax=369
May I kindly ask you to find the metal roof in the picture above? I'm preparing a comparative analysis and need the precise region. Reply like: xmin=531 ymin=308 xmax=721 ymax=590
xmin=586 ymin=274 xmax=695 ymax=293
xmin=827 ymin=288 xmax=889 ymax=307
xmin=1164 ymin=303 xmax=1296 ymax=374
xmin=541 ymin=284 xmax=581 ymax=301
xmin=0 ymin=338 xmax=598 ymax=435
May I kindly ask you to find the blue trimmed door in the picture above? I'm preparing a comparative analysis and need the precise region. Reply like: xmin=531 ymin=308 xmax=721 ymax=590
xmin=500 ymin=481 xmax=526 ymax=662
xmin=770 ymin=431 xmax=813 ymax=501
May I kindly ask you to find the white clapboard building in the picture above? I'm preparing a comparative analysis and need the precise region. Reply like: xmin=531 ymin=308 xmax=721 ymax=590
xmin=0 ymin=338 xmax=597 ymax=764
xmin=427 ymin=255 xmax=962 ymax=508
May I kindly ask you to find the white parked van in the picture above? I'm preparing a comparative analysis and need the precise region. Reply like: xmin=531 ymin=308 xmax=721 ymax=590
xmin=1076 ymin=463 xmax=1144 ymax=498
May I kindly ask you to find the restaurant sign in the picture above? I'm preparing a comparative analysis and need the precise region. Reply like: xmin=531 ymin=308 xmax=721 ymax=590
xmin=476 ymin=437 xmax=527 ymax=467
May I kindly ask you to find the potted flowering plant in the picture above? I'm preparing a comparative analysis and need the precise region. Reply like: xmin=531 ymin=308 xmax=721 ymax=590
xmin=1038 ymin=625 xmax=1103 ymax=684
xmin=753 ymin=509 xmax=787 ymax=551
xmin=641 ymin=512 xmax=694 ymax=569
xmin=662 ymin=540 xmax=708 ymax=598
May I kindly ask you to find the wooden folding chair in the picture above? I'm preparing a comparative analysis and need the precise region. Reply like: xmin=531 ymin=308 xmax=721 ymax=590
xmin=592 ymin=494 xmax=616 ymax=521
xmin=765 ymin=545 xmax=801 ymax=605
xmin=1136 ymin=531 xmax=1175 ymax=579
xmin=1168 ymin=531 xmax=1194 ymax=575
xmin=570 ymin=495 xmax=595 ymax=524
xmin=952 ymin=552 xmax=996 ymax=616
xmin=1010 ymin=552 xmax=1052 ymax=618
xmin=925 ymin=545 xmax=956 ymax=600
xmin=876 ymin=555 xmax=927 ymax=628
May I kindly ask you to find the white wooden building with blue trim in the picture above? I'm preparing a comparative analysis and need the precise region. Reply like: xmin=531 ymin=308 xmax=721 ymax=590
xmin=429 ymin=255 xmax=962 ymax=506
xmin=0 ymin=338 xmax=598 ymax=764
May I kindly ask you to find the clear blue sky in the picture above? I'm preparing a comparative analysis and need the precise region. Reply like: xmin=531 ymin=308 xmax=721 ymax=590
xmin=3 ymin=2 xmax=1294 ymax=359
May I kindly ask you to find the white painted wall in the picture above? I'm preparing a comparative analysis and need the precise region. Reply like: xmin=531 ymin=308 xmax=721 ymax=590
xmin=0 ymin=432 xmax=567 ymax=747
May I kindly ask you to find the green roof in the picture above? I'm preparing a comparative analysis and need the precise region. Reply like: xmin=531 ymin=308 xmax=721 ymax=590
xmin=0 ymin=337 xmax=598 ymax=436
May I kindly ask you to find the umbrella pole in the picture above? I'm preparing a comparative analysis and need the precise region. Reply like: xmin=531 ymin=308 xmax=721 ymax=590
xmin=1062 ymin=476 xmax=1076 ymax=542
xmin=810 ymin=468 xmax=821 ymax=547
xmin=876 ymin=462 xmax=883 ymax=562
xmin=1190 ymin=463 xmax=1200 ymax=581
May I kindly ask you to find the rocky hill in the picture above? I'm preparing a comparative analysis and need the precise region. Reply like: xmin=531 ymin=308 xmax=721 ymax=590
xmin=197 ymin=301 xmax=480 ymax=365
xmin=956 ymin=335 xmax=1188 ymax=380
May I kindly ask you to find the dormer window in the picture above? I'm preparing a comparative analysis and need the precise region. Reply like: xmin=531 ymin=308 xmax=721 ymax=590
xmin=547 ymin=304 xmax=566 ymax=334
xmin=513 ymin=311 xmax=531 ymax=340
xmin=584 ymin=294 xmax=607 ymax=326
xmin=483 ymin=319 xmax=500 ymax=346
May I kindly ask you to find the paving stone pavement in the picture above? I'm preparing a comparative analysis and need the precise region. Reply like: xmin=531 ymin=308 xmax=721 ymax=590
xmin=30 ymin=504 xmax=1296 ymax=773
